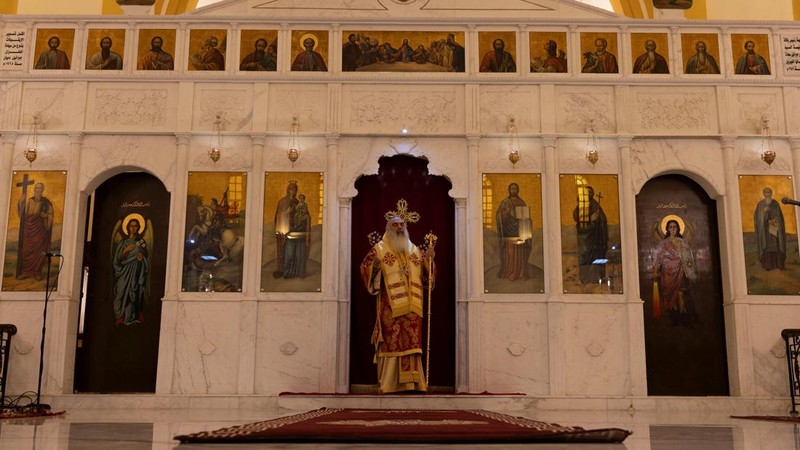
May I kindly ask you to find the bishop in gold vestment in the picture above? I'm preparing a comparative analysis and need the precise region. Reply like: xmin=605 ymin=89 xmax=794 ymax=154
xmin=360 ymin=216 xmax=434 ymax=393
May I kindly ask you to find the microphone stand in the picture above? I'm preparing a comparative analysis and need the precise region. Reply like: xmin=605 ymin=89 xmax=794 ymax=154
xmin=34 ymin=253 xmax=54 ymax=411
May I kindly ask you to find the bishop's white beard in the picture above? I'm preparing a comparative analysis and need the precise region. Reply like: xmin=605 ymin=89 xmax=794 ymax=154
xmin=386 ymin=229 xmax=412 ymax=256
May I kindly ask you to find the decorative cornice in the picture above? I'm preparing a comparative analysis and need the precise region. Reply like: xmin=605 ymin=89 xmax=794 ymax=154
xmin=541 ymin=134 xmax=557 ymax=148
xmin=719 ymin=135 xmax=737 ymax=149
xmin=250 ymin=133 xmax=267 ymax=147
xmin=175 ymin=133 xmax=191 ymax=146
xmin=326 ymin=133 xmax=341 ymax=146
xmin=68 ymin=132 xmax=84 ymax=145
xmin=1 ymin=132 xmax=18 ymax=145
xmin=617 ymin=136 xmax=633 ymax=148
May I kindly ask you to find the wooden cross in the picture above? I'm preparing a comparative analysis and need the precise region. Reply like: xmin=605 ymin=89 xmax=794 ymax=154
xmin=595 ymin=191 xmax=604 ymax=203
xmin=15 ymin=173 xmax=35 ymax=196
xmin=15 ymin=174 xmax=35 ymax=277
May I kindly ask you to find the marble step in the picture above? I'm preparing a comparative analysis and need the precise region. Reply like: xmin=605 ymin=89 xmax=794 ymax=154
xmin=39 ymin=394 xmax=792 ymax=417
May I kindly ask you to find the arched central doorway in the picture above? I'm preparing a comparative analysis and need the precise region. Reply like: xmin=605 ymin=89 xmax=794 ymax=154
xmin=349 ymin=154 xmax=456 ymax=392
xmin=636 ymin=174 xmax=729 ymax=396
xmin=74 ymin=172 xmax=170 ymax=393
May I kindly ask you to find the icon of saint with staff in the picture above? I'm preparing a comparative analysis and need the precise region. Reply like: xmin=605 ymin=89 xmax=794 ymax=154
xmin=359 ymin=199 xmax=436 ymax=393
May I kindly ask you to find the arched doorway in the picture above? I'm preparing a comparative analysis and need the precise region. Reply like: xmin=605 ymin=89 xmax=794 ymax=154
xmin=636 ymin=174 xmax=729 ymax=395
xmin=349 ymin=154 xmax=456 ymax=392
xmin=74 ymin=172 xmax=170 ymax=392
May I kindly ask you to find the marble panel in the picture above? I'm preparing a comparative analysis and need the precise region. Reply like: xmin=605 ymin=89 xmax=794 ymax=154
xmin=733 ymin=136 xmax=792 ymax=174
xmin=746 ymin=304 xmax=800 ymax=397
xmin=336 ymin=136 xmax=469 ymax=199
xmin=21 ymin=82 xmax=70 ymax=130
xmin=556 ymin=136 xmax=619 ymax=173
xmin=263 ymin=135 xmax=327 ymax=171
xmin=10 ymin=133 xmax=70 ymax=168
xmin=0 ymin=300 xmax=48 ymax=394
xmin=630 ymin=87 xmax=718 ymax=135
xmin=267 ymin=84 xmax=327 ymax=133
xmin=85 ymin=82 xmax=178 ymax=131
xmin=479 ymin=85 xmax=540 ymax=134
xmin=79 ymin=134 xmax=177 ymax=191
xmin=562 ymin=303 xmax=630 ymax=396
xmin=171 ymin=302 xmax=242 ymax=394
xmin=341 ymin=84 xmax=465 ymax=135
xmin=785 ymin=87 xmax=800 ymax=134
xmin=479 ymin=136 xmax=543 ymax=173
xmin=187 ymin=134 xmax=252 ymax=171
xmin=192 ymin=84 xmax=253 ymax=132
xmin=0 ymin=81 xmax=22 ymax=129
xmin=555 ymin=86 xmax=616 ymax=134
xmin=254 ymin=302 xmax=325 ymax=394
xmin=481 ymin=303 xmax=549 ymax=394
xmin=0 ymin=83 xmax=7 ymax=128
xmin=731 ymin=87 xmax=784 ymax=135
xmin=629 ymin=138 xmax=726 ymax=196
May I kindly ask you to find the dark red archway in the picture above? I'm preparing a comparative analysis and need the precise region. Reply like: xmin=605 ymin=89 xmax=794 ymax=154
xmin=349 ymin=154 xmax=456 ymax=392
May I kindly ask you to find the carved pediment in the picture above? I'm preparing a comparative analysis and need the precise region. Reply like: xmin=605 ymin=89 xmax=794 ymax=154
xmin=193 ymin=0 xmax=619 ymax=19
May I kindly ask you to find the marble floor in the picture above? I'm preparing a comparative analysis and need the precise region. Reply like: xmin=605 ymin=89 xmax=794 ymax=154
xmin=0 ymin=403 xmax=798 ymax=450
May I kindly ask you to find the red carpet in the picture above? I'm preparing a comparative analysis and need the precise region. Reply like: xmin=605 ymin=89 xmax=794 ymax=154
xmin=175 ymin=408 xmax=631 ymax=444
xmin=731 ymin=415 xmax=800 ymax=423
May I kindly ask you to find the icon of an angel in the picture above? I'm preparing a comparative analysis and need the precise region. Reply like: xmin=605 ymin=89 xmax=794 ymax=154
xmin=649 ymin=214 xmax=699 ymax=327
xmin=110 ymin=213 xmax=152 ymax=326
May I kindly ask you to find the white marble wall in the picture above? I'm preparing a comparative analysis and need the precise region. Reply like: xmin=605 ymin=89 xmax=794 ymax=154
xmin=1 ymin=6 xmax=800 ymax=401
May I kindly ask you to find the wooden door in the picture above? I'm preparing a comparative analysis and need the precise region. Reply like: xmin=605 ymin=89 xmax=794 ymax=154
xmin=74 ymin=172 xmax=170 ymax=392
xmin=636 ymin=175 xmax=729 ymax=395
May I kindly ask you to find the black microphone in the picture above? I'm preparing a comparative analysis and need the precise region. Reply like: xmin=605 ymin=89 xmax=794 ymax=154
xmin=42 ymin=252 xmax=62 ymax=257
xmin=781 ymin=197 xmax=800 ymax=207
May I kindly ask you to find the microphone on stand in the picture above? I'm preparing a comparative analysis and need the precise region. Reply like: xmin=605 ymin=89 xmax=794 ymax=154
xmin=33 ymin=251 xmax=63 ymax=412
xmin=781 ymin=197 xmax=800 ymax=207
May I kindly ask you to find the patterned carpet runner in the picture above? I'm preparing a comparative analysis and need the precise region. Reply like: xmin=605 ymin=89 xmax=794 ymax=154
xmin=175 ymin=407 xmax=632 ymax=444
xmin=731 ymin=415 xmax=800 ymax=423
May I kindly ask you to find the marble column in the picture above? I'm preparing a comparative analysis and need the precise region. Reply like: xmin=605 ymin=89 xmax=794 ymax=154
xmin=720 ymin=135 xmax=753 ymax=397
xmin=322 ymin=133 xmax=340 ymax=393
xmin=618 ymin=136 xmax=647 ymax=396
xmin=791 ymin=138 xmax=800 ymax=181
xmin=454 ymin=196 xmax=468 ymax=393
xmin=543 ymin=135 xmax=565 ymax=396
xmin=155 ymin=133 xmax=190 ymax=394
xmin=59 ymin=133 xmax=84 ymax=298
xmin=465 ymin=135 xmax=481 ymax=393
xmin=50 ymin=132 xmax=85 ymax=394
xmin=336 ymin=196 xmax=352 ymax=393
xmin=237 ymin=134 xmax=265 ymax=395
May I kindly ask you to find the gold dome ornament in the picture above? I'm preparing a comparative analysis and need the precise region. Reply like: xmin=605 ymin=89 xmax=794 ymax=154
xmin=23 ymin=114 xmax=41 ymax=165
xmin=585 ymin=149 xmax=599 ymax=166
